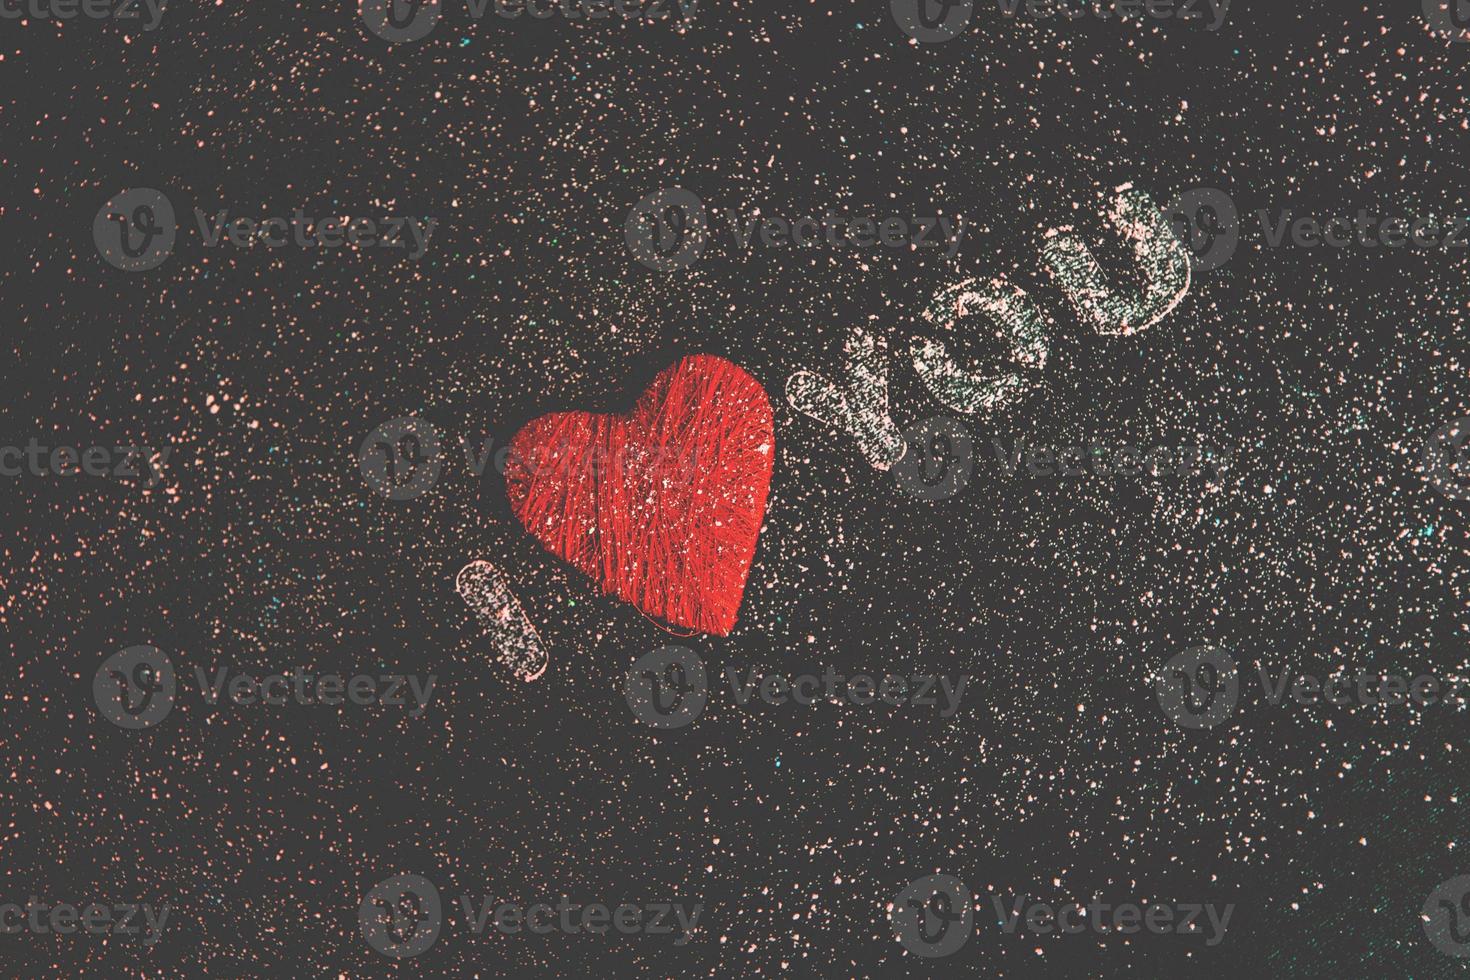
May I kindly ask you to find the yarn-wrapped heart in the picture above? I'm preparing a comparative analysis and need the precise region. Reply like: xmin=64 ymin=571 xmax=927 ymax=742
xmin=504 ymin=354 xmax=774 ymax=636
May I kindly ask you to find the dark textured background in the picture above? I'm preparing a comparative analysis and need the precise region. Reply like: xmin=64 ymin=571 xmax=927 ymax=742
xmin=2 ymin=0 xmax=1469 ymax=975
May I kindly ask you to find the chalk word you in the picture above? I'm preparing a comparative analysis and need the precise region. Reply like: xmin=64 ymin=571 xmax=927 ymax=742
xmin=786 ymin=183 xmax=1191 ymax=470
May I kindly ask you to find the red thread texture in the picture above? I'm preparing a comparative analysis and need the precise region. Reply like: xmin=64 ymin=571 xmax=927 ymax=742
xmin=505 ymin=354 xmax=774 ymax=636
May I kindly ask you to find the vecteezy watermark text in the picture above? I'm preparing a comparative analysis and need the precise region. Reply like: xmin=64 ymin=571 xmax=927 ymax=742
xmin=890 ymin=875 xmax=1232 ymax=958
xmin=624 ymin=646 xmax=969 ymax=728
xmin=0 ymin=441 xmax=170 ymax=487
xmin=92 ymin=646 xmax=437 ymax=730
xmin=360 ymin=0 xmax=698 ymax=43
xmin=194 ymin=666 xmax=436 ymax=717
xmin=0 ymin=0 xmax=166 ymax=29
xmin=94 ymin=188 xmax=436 ymax=271
xmin=624 ymin=188 xmax=964 ymax=271
xmin=890 ymin=416 xmax=1228 ymax=502
xmin=0 ymin=898 xmax=170 ymax=946
xmin=990 ymin=437 xmax=1228 ymax=482
xmin=723 ymin=209 xmax=965 ymax=258
xmin=194 ymin=208 xmax=436 ymax=259
xmin=890 ymin=0 xmax=1228 ymax=43
xmin=359 ymin=874 xmax=701 ymax=958
xmin=1155 ymin=644 xmax=1470 ymax=729
xmin=994 ymin=0 xmax=1229 ymax=30
xmin=358 ymin=415 xmax=720 ymax=500
xmin=990 ymin=894 xmax=1233 ymax=946
xmin=724 ymin=667 xmax=968 ymax=717
xmin=1166 ymin=188 xmax=1470 ymax=272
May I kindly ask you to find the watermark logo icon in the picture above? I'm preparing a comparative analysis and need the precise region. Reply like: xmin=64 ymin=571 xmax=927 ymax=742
xmin=1155 ymin=645 xmax=1239 ymax=729
xmin=93 ymin=189 xmax=175 ymax=272
xmin=1424 ymin=876 xmax=1470 ymax=957
xmin=360 ymin=874 xmax=443 ymax=959
xmin=624 ymin=188 xmax=708 ymax=271
xmin=625 ymin=646 xmax=708 ymax=728
xmin=361 ymin=0 xmax=441 ymax=42
xmin=93 ymin=645 xmax=175 ymax=730
xmin=892 ymin=416 xmax=973 ymax=501
xmin=1165 ymin=188 xmax=1239 ymax=272
xmin=890 ymin=0 xmax=973 ymax=42
xmin=1425 ymin=0 xmax=1470 ymax=40
xmin=891 ymin=874 xmax=973 ymax=958
xmin=1425 ymin=417 xmax=1470 ymax=501
xmin=359 ymin=417 xmax=443 ymax=500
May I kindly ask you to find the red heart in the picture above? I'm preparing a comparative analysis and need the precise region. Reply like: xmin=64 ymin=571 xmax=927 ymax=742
xmin=505 ymin=355 xmax=774 ymax=636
